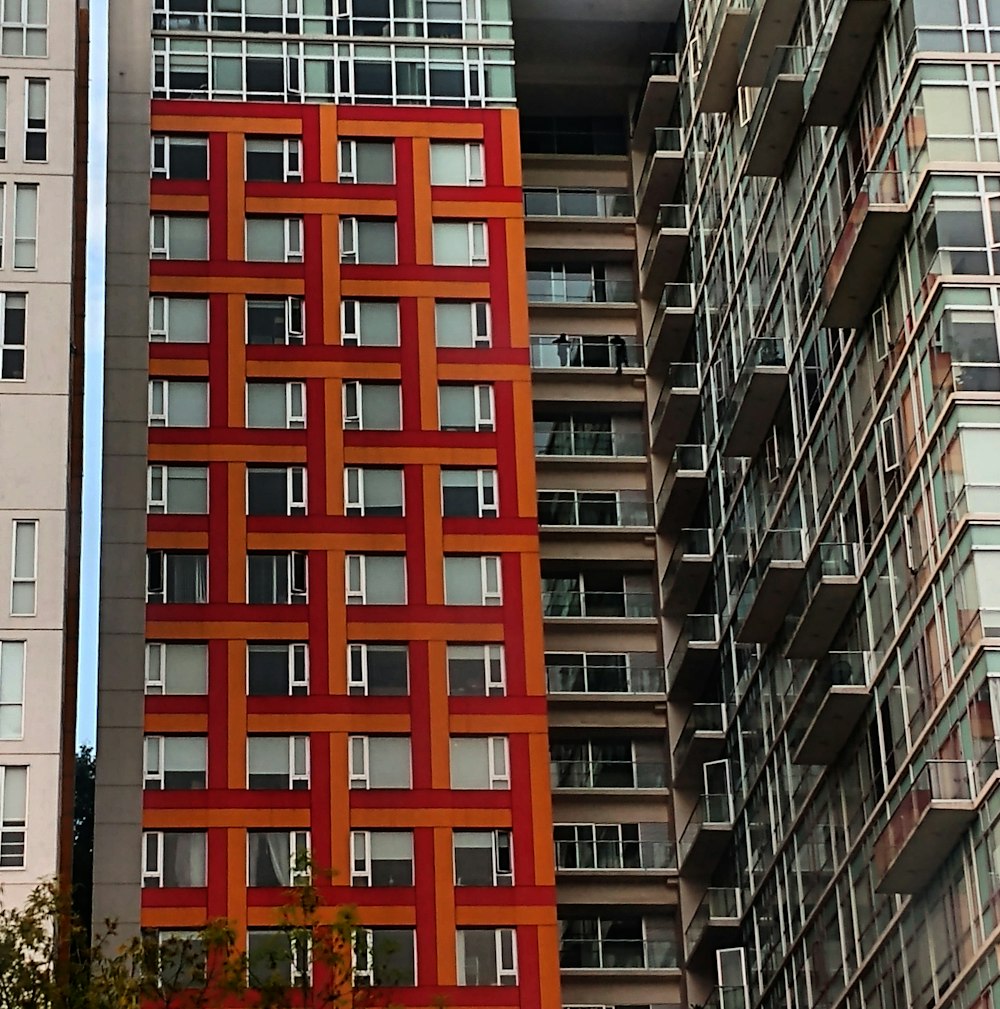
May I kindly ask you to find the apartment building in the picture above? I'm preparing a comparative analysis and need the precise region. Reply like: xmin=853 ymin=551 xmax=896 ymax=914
xmin=0 ymin=0 xmax=86 ymax=908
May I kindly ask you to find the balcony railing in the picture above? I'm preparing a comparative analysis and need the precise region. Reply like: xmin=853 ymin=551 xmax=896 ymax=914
xmin=528 ymin=275 xmax=635 ymax=304
xmin=559 ymin=937 xmax=679 ymax=970
xmin=546 ymin=660 xmax=665 ymax=694
xmin=550 ymin=760 xmax=669 ymax=789
xmin=674 ymin=703 xmax=729 ymax=757
xmin=677 ymin=790 xmax=735 ymax=865
xmin=723 ymin=336 xmax=789 ymax=458
xmin=742 ymin=45 xmax=806 ymax=178
xmin=651 ymin=362 xmax=702 ymax=453
xmin=636 ymin=126 xmax=685 ymax=209
xmin=555 ymin=838 xmax=675 ymax=871
xmin=541 ymin=589 xmax=657 ymax=619
xmin=646 ymin=282 xmax=697 ymax=370
xmin=534 ymin=429 xmax=646 ymax=458
xmin=685 ymin=886 xmax=741 ymax=957
xmin=529 ymin=334 xmax=642 ymax=371
xmin=695 ymin=0 xmax=753 ymax=113
xmin=641 ymin=203 xmax=691 ymax=277
xmin=524 ymin=187 xmax=633 ymax=219
xmin=538 ymin=489 xmax=652 ymax=529
xmin=633 ymin=51 xmax=680 ymax=127
xmin=786 ymin=541 xmax=861 ymax=658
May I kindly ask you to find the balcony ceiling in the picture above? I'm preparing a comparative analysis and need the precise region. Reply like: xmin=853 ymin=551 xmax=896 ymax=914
xmin=512 ymin=0 xmax=682 ymax=116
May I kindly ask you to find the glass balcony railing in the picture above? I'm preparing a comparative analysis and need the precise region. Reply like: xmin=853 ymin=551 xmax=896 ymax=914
xmin=529 ymin=334 xmax=642 ymax=370
xmin=686 ymin=612 xmax=722 ymax=645
xmin=674 ymin=703 xmax=729 ymax=755
xmin=678 ymin=527 xmax=715 ymax=557
xmin=546 ymin=659 xmax=665 ymax=694
xmin=741 ymin=44 xmax=807 ymax=155
xmin=524 ymin=187 xmax=633 ymax=219
xmin=538 ymin=489 xmax=652 ymax=529
xmin=527 ymin=275 xmax=635 ymax=304
xmin=550 ymin=760 xmax=670 ymax=789
xmin=677 ymin=790 xmax=734 ymax=863
xmin=560 ymin=937 xmax=679 ymax=970
xmin=632 ymin=51 xmax=680 ymax=126
xmin=642 ymin=203 xmax=690 ymax=272
xmin=534 ymin=429 xmax=646 ymax=458
xmin=685 ymin=886 xmax=741 ymax=952
xmin=554 ymin=837 xmax=675 ymax=870
xmin=541 ymin=589 xmax=657 ymax=619
xmin=637 ymin=126 xmax=685 ymax=198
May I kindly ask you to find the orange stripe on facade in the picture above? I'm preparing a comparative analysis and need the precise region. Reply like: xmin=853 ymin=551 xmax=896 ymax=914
xmin=244 ymin=360 xmax=400 ymax=380
xmin=350 ymin=808 xmax=512 ymax=829
xmin=440 ymin=533 xmax=538 ymax=553
xmin=437 ymin=363 xmax=526 ymax=383
xmin=505 ymin=217 xmax=531 ymax=349
xmin=227 ymin=133 xmax=246 ymax=262
xmin=329 ymin=731 xmax=350 ymax=879
xmin=344 ymin=622 xmax=504 ymax=642
xmin=148 ymin=445 xmax=308 ymax=464
xmin=512 ymin=380 xmax=539 ymax=518
xmin=147 ymin=531 xmax=209 ymax=550
xmin=327 ymin=557 xmax=348 ymax=693
xmin=148 ymin=358 xmax=208 ymax=377
xmin=150 ymin=194 xmax=210 ymax=213
xmin=143 ymin=808 xmax=311 ymax=829
xmin=336 ymin=121 xmax=483 ymax=140
xmin=455 ymin=907 xmax=557 ymax=927
xmin=433 ymin=825 xmax=457 ymax=985
xmin=151 ymin=277 xmax=305 ymax=295
xmin=227 ymin=466 xmax=246 ymax=604
xmin=448 ymin=714 xmax=550 ymax=735
xmin=520 ymin=554 xmax=547 ymax=700
xmin=342 ymin=446 xmax=496 ymax=467
xmin=226 ymin=827 xmax=248 ymax=937
xmin=427 ymin=640 xmax=450 ymax=788
xmin=151 ymin=115 xmax=303 ymax=135
xmin=246 ymin=713 xmax=410 ymax=734
xmin=245 ymin=533 xmax=406 ymax=551
xmin=324 ymin=378 xmax=345 ymax=515
xmin=228 ymin=641 xmax=247 ymax=790
xmin=528 ymin=732 xmax=558 ymax=888
xmin=146 ymin=621 xmax=310 ymax=639
xmin=227 ymin=295 xmax=247 ymax=428
xmin=412 ymin=137 xmax=433 ymax=266
xmin=499 ymin=109 xmax=523 ymax=188
xmin=422 ymin=469 xmax=446 ymax=606
xmin=341 ymin=280 xmax=491 ymax=299
xmin=145 ymin=713 xmax=208 ymax=733
xmin=318 ymin=105 xmax=339 ymax=183
xmin=429 ymin=201 xmax=522 ymax=219
xmin=416 ymin=296 xmax=440 ymax=431
xmin=244 ymin=197 xmax=397 ymax=216
xmin=321 ymin=215 xmax=342 ymax=345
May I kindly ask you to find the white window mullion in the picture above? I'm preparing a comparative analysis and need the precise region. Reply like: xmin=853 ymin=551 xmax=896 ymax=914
xmin=349 ymin=735 xmax=369 ymax=788
xmin=350 ymin=829 xmax=371 ymax=885
xmin=488 ymin=736 xmax=509 ymax=789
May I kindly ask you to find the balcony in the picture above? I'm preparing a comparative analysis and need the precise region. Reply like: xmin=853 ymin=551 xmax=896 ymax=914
xmin=655 ymin=443 xmax=708 ymax=529
xmin=672 ymin=703 xmax=729 ymax=787
xmin=786 ymin=542 xmax=861 ymax=659
xmin=535 ymin=427 xmax=646 ymax=460
xmin=735 ymin=529 xmax=804 ymax=644
xmin=666 ymin=613 xmax=722 ymax=701
xmin=636 ymin=127 xmax=685 ymax=223
xmin=722 ymin=337 xmax=789 ymax=458
xmin=661 ymin=527 xmax=715 ymax=615
xmin=530 ymin=334 xmax=642 ymax=373
xmin=550 ymin=759 xmax=669 ymax=791
xmin=538 ymin=489 xmax=652 ymax=531
xmin=696 ymin=2 xmax=753 ymax=113
xmin=560 ymin=937 xmax=680 ymax=973
xmin=633 ymin=52 xmax=681 ymax=151
xmin=555 ymin=834 xmax=675 ymax=873
xmin=678 ymin=791 xmax=735 ymax=874
xmin=641 ymin=204 xmax=691 ymax=295
xmin=646 ymin=282 xmax=696 ymax=374
xmin=524 ymin=187 xmax=633 ymax=221
xmin=684 ymin=887 xmax=742 ymax=965
xmin=742 ymin=46 xmax=805 ymax=178
xmin=804 ymin=0 xmax=891 ymax=126
xmin=874 ymin=759 xmax=986 ymax=894
xmin=791 ymin=650 xmax=874 ymax=765
xmin=821 ymin=170 xmax=911 ymax=328
xmin=542 ymin=588 xmax=657 ymax=622
xmin=651 ymin=362 xmax=702 ymax=455
xmin=738 ymin=0 xmax=805 ymax=85
xmin=528 ymin=273 xmax=636 ymax=307
xmin=546 ymin=656 xmax=665 ymax=696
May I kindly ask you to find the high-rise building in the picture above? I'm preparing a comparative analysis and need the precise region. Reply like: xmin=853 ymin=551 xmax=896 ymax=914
xmin=0 ymin=0 xmax=87 ymax=908
xmin=96 ymin=0 xmax=1000 ymax=1007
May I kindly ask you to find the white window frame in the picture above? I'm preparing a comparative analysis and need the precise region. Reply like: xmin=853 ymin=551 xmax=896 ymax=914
xmin=0 ymin=640 xmax=24 ymax=740
xmin=347 ymin=643 xmax=409 ymax=695
xmin=0 ymin=291 xmax=24 ymax=379
xmin=247 ymin=735 xmax=310 ymax=790
xmin=246 ymin=381 xmax=306 ymax=429
xmin=453 ymin=829 xmax=513 ymax=886
xmin=0 ymin=78 xmax=8 ymax=160
xmin=144 ymin=642 xmax=208 ymax=696
xmin=340 ymin=299 xmax=400 ymax=347
xmin=12 ymin=183 xmax=36 ymax=269
xmin=439 ymin=383 xmax=495 ymax=432
xmin=344 ymin=467 xmax=404 ymax=517
xmin=23 ymin=78 xmax=46 ymax=163
xmin=246 ymin=829 xmax=311 ymax=887
xmin=142 ymin=830 xmax=208 ymax=888
xmin=147 ymin=464 xmax=209 ymax=515
xmin=246 ymin=551 xmax=308 ymax=605
xmin=248 ymin=929 xmax=311 ymax=986
xmin=149 ymin=213 xmax=206 ymax=261
xmin=0 ymin=765 xmax=27 ymax=870
xmin=143 ymin=735 xmax=207 ymax=790
xmin=434 ymin=300 xmax=491 ymax=348
xmin=10 ymin=520 xmax=36 ymax=617
xmin=246 ymin=465 xmax=307 ymax=517
xmin=245 ymin=295 xmax=304 ymax=346
xmin=150 ymin=134 xmax=208 ymax=180
xmin=339 ymin=216 xmax=397 ymax=265
xmin=245 ymin=136 xmax=302 ymax=182
xmin=879 ymin=413 xmax=901 ymax=474
xmin=337 ymin=138 xmax=395 ymax=184
xmin=430 ymin=141 xmax=485 ymax=186
xmin=245 ymin=216 xmax=303 ymax=263
xmin=345 ymin=554 xmax=406 ymax=605
xmin=348 ymin=735 xmax=411 ymax=790
xmin=451 ymin=736 xmax=510 ymax=789
xmin=456 ymin=928 xmax=517 ymax=986
xmin=349 ymin=829 xmax=414 ymax=887
xmin=149 ymin=295 xmax=209 ymax=344
xmin=441 ymin=468 xmax=498 ymax=518
xmin=446 ymin=643 xmax=505 ymax=696
xmin=145 ymin=550 xmax=209 ymax=605
xmin=0 ymin=184 xmax=6 ymax=267
xmin=342 ymin=380 xmax=401 ymax=431
xmin=444 ymin=554 xmax=502 ymax=606
xmin=433 ymin=220 xmax=488 ymax=266
xmin=148 ymin=379 xmax=209 ymax=428
xmin=246 ymin=642 xmax=310 ymax=696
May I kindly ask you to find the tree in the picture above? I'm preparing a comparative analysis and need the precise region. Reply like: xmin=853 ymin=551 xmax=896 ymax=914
xmin=71 ymin=746 xmax=95 ymax=941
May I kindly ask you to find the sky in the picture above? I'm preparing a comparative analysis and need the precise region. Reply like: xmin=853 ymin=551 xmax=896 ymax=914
xmin=78 ymin=0 xmax=109 ymax=748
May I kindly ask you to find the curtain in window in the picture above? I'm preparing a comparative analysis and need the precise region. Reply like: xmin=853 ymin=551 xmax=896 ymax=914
xmin=166 ymin=832 xmax=207 ymax=887
xmin=249 ymin=831 xmax=290 ymax=887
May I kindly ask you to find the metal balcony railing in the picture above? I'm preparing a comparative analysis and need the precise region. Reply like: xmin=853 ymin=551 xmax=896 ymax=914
xmin=534 ymin=429 xmax=646 ymax=458
xmin=550 ymin=760 xmax=670 ymax=789
xmin=541 ymin=589 xmax=657 ymax=619
xmin=538 ymin=489 xmax=652 ymax=529
xmin=529 ymin=334 xmax=642 ymax=371
xmin=559 ymin=937 xmax=679 ymax=970
xmin=554 ymin=837 xmax=675 ymax=871
xmin=524 ymin=187 xmax=633 ymax=219
xmin=546 ymin=660 xmax=665 ymax=694
xmin=527 ymin=275 xmax=635 ymax=304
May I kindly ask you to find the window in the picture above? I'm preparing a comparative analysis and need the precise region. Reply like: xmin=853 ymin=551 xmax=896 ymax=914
xmin=144 ymin=736 xmax=207 ymax=790
xmin=0 ymin=0 xmax=47 ymax=57
xmin=343 ymin=381 xmax=401 ymax=430
xmin=245 ymin=137 xmax=301 ymax=182
xmin=444 ymin=555 xmax=501 ymax=605
xmin=879 ymin=414 xmax=901 ymax=473
xmin=450 ymin=736 xmax=509 ymax=789
xmin=0 ymin=293 xmax=25 ymax=380
xmin=153 ymin=930 xmax=205 ymax=989
xmin=341 ymin=300 xmax=399 ymax=346
xmin=246 ymin=296 xmax=304 ymax=345
xmin=435 ymin=301 xmax=490 ymax=348
xmin=247 ymin=736 xmax=309 ymax=790
xmin=248 ymin=830 xmax=310 ymax=887
xmin=13 ymin=183 xmax=36 ymax=268
xmin=142 ymin=831 xmax=207 ymax=887
xmin=350 ymin=830 xmax=413 ymax=886
xmin=338 ymin=139 xmax=394 ymax=184
xmin=144 ymin=643 xmax=208 ymax=695
xmin=442 ymin=469 xmax=497 ymax=517
xmin=247 ymin=552 xmax=308 ymax=605
xmin=247 ymin=930 xmax=309 ymax=988
xmin=247 ymin=642 xmax=308 ymax=696
xmin=150 ymin=214 xmax=208 ymax=260
xmin=344 ymin=467 xmax=403 ymax=517
xmin=247 ymin=466 xmax=306 ymax=516
xmin=454 ymin=830 xmax=512 ymax=886
xmin=148 ymin=380 xmax=209 ymax=427
xmin=0 ymin=641 xmax=23 ymax=739
xmin=430 ymin=141 xmax=485 ymax=186
xmin=553 ymin=822 xmax=672 ymax=870
xmin=433 ymin=221 xmax=488 ymax=266
xmin=347 ymin=643 xmax=408 ymax=695
xmin=0 ymin=766 xmax=25 ymax=867
xmin=456 ymin=928 xmax=517 ymax=986
xmin=0 ymin=79 xmax=7 ymax=158
xmin=349 ymin=736 xmax=411 ymax=789
xmin=447 ymin=644 xmax=504 ymax=696
xmin=151 ymin=135 xmax=207 ymax=180
xmin=246 ymin=217 xmax=303 ymax=262
xmin=146 ymin=551 xmax=208 ymax=604
xmin=353 ymin=928 xmax=416 ymax=987
xmin=147 ymin=465 xmax=208 ymax=514
xmin=345 ymin=554 xmax=406 ymax=605
xmin=10 ymin=520 xmax=35 ymax=616
xmin=23 ymin=79 xmax=45 ymax=161
xmin=340 ymin=217 xmax=396 ymax=264
xmin=149 ymin=296 xmax=209 ymax=343
xmin=246 ymin=381 xmax=305 ymax=428
xmin=439 ymin=384 xmax=494 ymax=431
